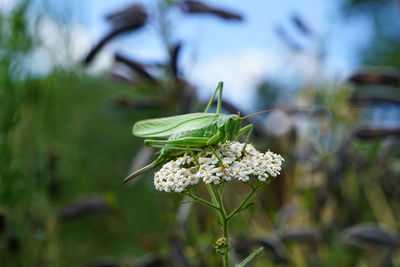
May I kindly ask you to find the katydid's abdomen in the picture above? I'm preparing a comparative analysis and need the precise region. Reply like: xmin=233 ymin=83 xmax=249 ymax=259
xmin=132 ymin=113 xmax=219 ymax=138
xmin=123 ymin=114 xmax=245 ymax=183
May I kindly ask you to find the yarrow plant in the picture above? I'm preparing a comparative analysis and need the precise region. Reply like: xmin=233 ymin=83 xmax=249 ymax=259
xmin=124 ymin=82 xmax=285 ymax=266
xmin=153 ymin=141 xmax=284 ymax=266
xmin=154 ymin=141 xmax=283 ymax=193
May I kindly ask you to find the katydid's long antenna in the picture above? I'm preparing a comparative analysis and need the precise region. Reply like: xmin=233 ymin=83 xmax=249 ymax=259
xmin=242 ymin=106 xmax=317 ymax=119
xmin=241 ymin=106 xmax=372 ymax=119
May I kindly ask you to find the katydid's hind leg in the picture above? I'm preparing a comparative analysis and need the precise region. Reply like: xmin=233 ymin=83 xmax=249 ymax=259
xmin=236 ymin=124 xmax=253 ymax=152
xmin=144 ymin=137 xmax=209 ymax=147
xmin=144 ymin=139 xmax=202 ymax=151
xmin=148 ymin=144 xmax=200 ymax=151
xmin=204 ymin=81 xmax=224 ymax=114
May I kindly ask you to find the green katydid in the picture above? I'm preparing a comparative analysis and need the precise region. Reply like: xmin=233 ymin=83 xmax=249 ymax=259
xmin=123 ymin=82 xmax=253 ymax=183
xmin=122 ymin=81 xmax=372 ymax=183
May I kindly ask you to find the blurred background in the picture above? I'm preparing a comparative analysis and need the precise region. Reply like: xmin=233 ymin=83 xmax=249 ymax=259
xmin=1 ymin=0 xmax=400 ymax=266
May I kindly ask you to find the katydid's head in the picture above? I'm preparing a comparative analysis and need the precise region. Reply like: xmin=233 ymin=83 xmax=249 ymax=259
xmin=224 ymin=114 xmax=243 ymax=139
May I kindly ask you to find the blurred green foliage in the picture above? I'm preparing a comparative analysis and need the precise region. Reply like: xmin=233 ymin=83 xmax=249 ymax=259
xmin=0 ymin=3 xmax=180 ymax=266
xmin=1 ymin=1 xmax=400 ymax=266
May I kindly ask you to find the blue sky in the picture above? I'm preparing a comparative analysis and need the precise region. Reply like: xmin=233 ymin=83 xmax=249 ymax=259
xmin=24 ymin=0 xmax=372 ymax=109
xmin=67 ymin=0 xmax=370 ymax=69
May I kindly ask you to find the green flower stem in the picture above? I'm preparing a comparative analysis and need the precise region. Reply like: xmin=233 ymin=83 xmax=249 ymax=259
xmin=216 ymin=184 xmax=228 ymax=220
xmin=227 ymin=183 xmax=261 ymax=221
xmin=184 ymin=191 xmax=220 ymax=210
xmin=206 ymin=183 xmax=219 ymax=207
xmin=219 ymin=206 xmax=229 ymax=267
xmin=199 ymin=182 xmax=263 ymax=267
xmin=212 ymin=184 xmax=229 ymax=267
xmin=236 ymin=247 xmax=264 ymax=267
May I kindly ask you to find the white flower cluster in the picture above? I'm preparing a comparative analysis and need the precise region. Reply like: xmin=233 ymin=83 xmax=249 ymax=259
xmin=154 ymin=141 xmax=284 ymax=193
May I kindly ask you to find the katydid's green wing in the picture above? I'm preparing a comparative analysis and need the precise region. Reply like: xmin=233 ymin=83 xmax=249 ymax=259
xmin=132 ymin=113 xmax=219 ymax=138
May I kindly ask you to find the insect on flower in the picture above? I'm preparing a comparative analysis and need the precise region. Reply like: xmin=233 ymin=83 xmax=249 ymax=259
xmin=123 ymin=82 xmax=258 ymax=183
xmin=122 ymin=81 xmax=372 ymax=183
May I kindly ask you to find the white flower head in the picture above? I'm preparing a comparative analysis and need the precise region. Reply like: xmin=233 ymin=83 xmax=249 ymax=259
xmin=154 ymin=141 xmax=284 ymax=193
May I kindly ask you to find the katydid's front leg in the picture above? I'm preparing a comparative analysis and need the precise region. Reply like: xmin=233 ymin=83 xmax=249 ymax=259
xmin=185 ymin=146 xmax=201 ymax=168
xmin=236 ymin=124 xmax=253 ymax=152
xmin=206 ymin=131 xmax=223 ymax=146
xmin=208 ymin=145 xmax=224 ymax=166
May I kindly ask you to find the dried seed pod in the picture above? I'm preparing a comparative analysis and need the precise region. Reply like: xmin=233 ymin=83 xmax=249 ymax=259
xmin=112 ymin=97 xmax=158 ymax=109
xmin=60 ymin=196 xmax=110 ymax=221
xmin=279 ymin=229 xmax=321 ymax=244
xmin=341 ymin=224 xmax=400 ymax=248
xmin=350 ymin=85 xmax=400 ymax=104
xmin=256 ymin=236 xmax=290 ymax=264
xmin=355 ymin=128 xmax=400 ymax=139
xmin=170 ymin=42 xmax=182 ymax=79
xmin=348 ymin=71 xmax=400 ymax=87
xmin=291 ymin=13 xmax=313 ymax=37
xmin=115 ymin=53 xmax=157 ymax=83
xmin=181 ymin=0 xmax=242 ymax=21
xmin=274 ymin=25 xmax=303 ymax=52
xmin=84 ymin=4 xmax=148 ymax=65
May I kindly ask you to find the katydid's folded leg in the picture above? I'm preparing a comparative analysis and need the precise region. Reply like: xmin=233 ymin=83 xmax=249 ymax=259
xmin=206 ymin=132 xmax=223 ymax=145
xmin=204 ymin=81 xmax=224 ymax=114
xmin=144 ymin=137 xmax=210 ymax=149
xmin=236 ymin=124 xmax=253 ymax=151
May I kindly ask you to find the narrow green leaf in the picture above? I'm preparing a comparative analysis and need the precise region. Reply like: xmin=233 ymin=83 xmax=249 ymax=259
xmin=180 ymin=200 xmax=196 ymax=205
xmin=237 ymin=201 xmax=255 ymax=213
xmin=235 ymin=247 xmax=264 ymax=267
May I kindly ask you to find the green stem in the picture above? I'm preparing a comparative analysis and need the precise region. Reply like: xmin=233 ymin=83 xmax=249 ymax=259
xmin=216 ymin=184 xmax=228 ymax=219
xmin=187 ymin=180 xmax=264 ymax=266
xmin=236 ymin=247 xmax=264 ymax=267
xmin=184 ymin=191 xmax=219 ymax=210
xmin=187 ymin=184 xmax=230 ymax=266
xmin=227 ymin=183 xmax=261 ymax=221
xmin=211 ymin=184 xmax=229 ymax=267
xmin=206 ymin=183 xmax=219 ymax=206
xmin=222 ymin=222 xmax=229 ymax=267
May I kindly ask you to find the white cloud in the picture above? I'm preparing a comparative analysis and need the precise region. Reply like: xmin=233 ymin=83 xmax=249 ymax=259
xmin=188 ymin=49 xmax=280 ymax=111
xmin=290 ymin=51 xmax=320 ymax=80
xmin=0 ymin=0 xmax=16 ymax=13
xmin=28 ymin=47 xmax=54 ymax=76
xmin=264 ymin=110 xmax=293 ymax=136
xmin=28 ymin=17 xmax=115 ymax=76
